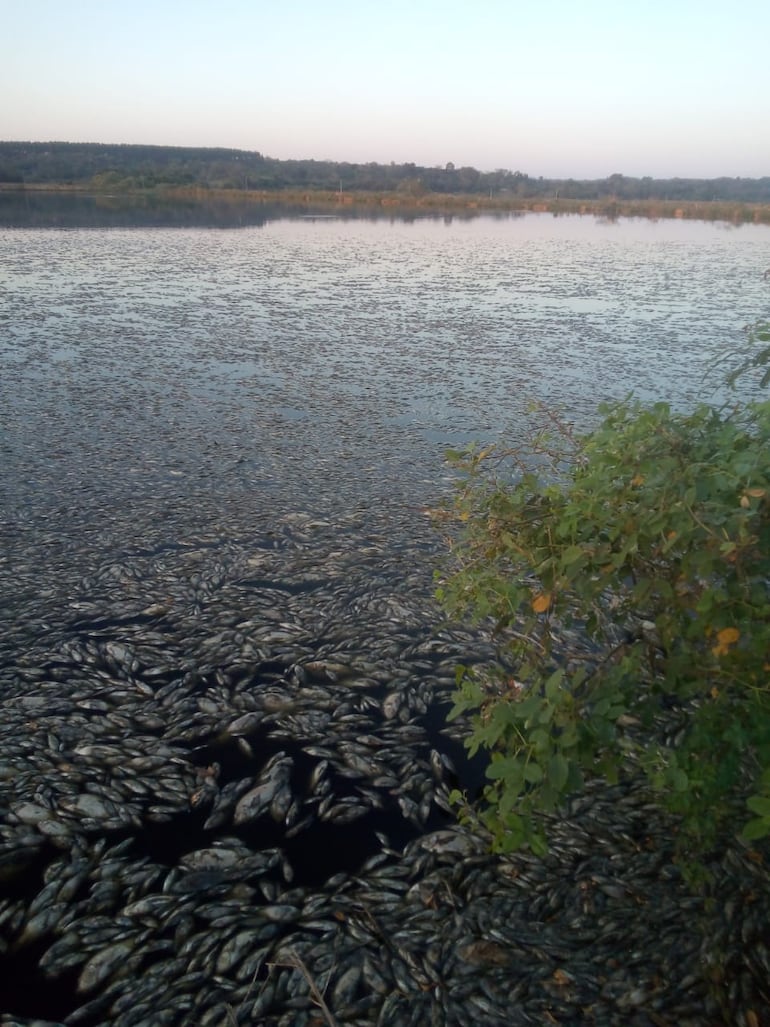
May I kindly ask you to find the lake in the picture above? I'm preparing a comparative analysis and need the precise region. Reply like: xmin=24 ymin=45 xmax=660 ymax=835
xmin=3 ymin=204 xmax=770 ymax=511
xmin=2 ymin=203 xmax=770 ymax=643
xmin=2 ymin=199 xmax=770 ymax=1023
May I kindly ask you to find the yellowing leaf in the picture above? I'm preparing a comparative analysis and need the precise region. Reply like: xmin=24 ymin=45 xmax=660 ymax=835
xmin=716 ymin=627 xmax=740 ymax=646
xmin=532 ymin=593 xmax=552 ymax=614
xmin=712 ymin=626 xmax=740 ymax=658
xmin=630 ymin=474 xmax=644 ymax=487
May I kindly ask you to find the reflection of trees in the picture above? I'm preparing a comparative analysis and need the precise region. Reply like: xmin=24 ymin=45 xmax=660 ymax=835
xmin=0 ymin=194 xmax=504 ymax=230
xmin=0 ymin=192 xmax=279 ymax=229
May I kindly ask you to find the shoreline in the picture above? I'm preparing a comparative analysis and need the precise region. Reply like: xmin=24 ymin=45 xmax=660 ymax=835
xmin=2 ymin=181 xmax=770 ymax=224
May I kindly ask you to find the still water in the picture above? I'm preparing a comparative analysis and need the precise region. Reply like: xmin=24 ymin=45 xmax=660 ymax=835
xmin=2 ymin=204 xmax=768 ymax=643
xmin=2 ymin=202 xmax=769 ymax=1022
xmin=3 ymin=207 xmax=770 ymax=521
xmin=1 ymin=204 xmax=770 ymax=633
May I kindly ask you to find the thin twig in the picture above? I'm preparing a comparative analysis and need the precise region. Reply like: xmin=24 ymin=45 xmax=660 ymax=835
xmin=266 ymin=948 xmax=340 ymax=1027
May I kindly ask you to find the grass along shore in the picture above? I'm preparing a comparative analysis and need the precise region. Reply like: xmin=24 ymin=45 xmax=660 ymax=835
xmin=3 ymin=181 xmax=770 ymax=224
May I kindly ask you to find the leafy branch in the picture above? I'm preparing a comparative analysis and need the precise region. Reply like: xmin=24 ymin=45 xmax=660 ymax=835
xmin=436 ymin=392 xmax=770 ymax=861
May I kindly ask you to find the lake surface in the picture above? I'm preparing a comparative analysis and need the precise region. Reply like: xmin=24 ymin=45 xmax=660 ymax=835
xmin=3 ymin=200 xmax=770 ymax=1022
xmin=2 ymin=204 xmax=770 ymax=661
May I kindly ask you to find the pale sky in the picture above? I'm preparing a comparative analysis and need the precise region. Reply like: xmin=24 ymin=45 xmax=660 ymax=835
xmin=2 ymin=0 xmax=768 ymax=179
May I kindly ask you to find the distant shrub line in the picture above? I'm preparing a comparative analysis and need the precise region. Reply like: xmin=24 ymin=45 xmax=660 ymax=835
xmin=2 ymin=141 xmax=770 ymax=209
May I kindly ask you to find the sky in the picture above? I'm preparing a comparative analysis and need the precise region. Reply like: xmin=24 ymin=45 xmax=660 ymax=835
xmin=2 ymin=0 xmax=769 ymax=180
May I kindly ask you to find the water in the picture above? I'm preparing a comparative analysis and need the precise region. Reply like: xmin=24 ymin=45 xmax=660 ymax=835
xmin=1 ymin=205 xmax=769 ymax=657
xmin=3 ymin=208 xmax=769 ymax=498
xmin=1 ymin=202 xmax=770 ymax=1024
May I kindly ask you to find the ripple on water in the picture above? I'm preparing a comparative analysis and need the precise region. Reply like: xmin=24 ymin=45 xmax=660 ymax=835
xmin=1 ymin=212 xmax=769 ymax=1024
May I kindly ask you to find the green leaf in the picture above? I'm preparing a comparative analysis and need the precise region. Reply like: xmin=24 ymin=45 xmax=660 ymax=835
xmin=741 ymin=817 xmax=770 ymax=842
xmin=436 ymin=385 xmax=770 ymax=874
xmin=530 ymin=727 xmax=551 ymax=751
xmin=536 ymin=703 xmax=555 ymax=726
xmin=486 ymin=756 xmax=524 ymax=788
xmin=529 ymin=831 xmax=549 ymax=857
xmin=562 ymin=544 xmax=584 ymax=566
xmin=548 ymin=753 xmax=570 ymax=792
xmin=545 ymin=669 xmax=564 ymax=702
xmin=746 ymin=795 xmax=770 ymax=818
xmin=517 ymin=694 xmax=542 ymax=722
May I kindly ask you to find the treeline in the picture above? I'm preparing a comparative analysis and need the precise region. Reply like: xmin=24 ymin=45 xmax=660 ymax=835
xmin=2 ymin=141 xmax=770 ymax=203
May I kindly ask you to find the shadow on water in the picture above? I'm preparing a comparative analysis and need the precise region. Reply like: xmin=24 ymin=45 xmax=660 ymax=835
xmin=1 ymin=944 xmax=84 ymax=1023
xmin=0 ymin=190 xmax=284 ymax=229
xmin=0 ymin=191 xmax=495 ymax=230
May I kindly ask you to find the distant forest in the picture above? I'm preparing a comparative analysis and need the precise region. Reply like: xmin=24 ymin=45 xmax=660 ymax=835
xmin=1 ymin=141 xmax=769 ymax=203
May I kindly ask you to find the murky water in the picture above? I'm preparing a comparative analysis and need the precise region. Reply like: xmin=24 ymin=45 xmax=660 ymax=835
xmin=2 ymin=206 xmax=770 ymax=1024
xmin=2 ymin=208 xmax=769 ymax=650
xmin=3 ymin=210 xmax=769 ymax=517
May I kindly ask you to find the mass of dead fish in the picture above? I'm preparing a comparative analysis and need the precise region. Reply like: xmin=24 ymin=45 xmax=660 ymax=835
xmin=3 ymin=217 xmax=770 ymax=1026
xmin=1 ymin=505 xmax=768 ymax=1027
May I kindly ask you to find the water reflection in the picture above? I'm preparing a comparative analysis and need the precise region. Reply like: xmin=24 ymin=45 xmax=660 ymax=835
xmin=0 ymin=191 xmax=290 ymax=229
xmin=0 ymin=191 xmax=516 ymax=230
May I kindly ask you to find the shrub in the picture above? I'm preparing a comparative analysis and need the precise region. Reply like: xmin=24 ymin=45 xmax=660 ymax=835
xmin=725 ymin=319 xmax=770 ymax=389
xmin=436 ymin=389 xmax=770 ymax=859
